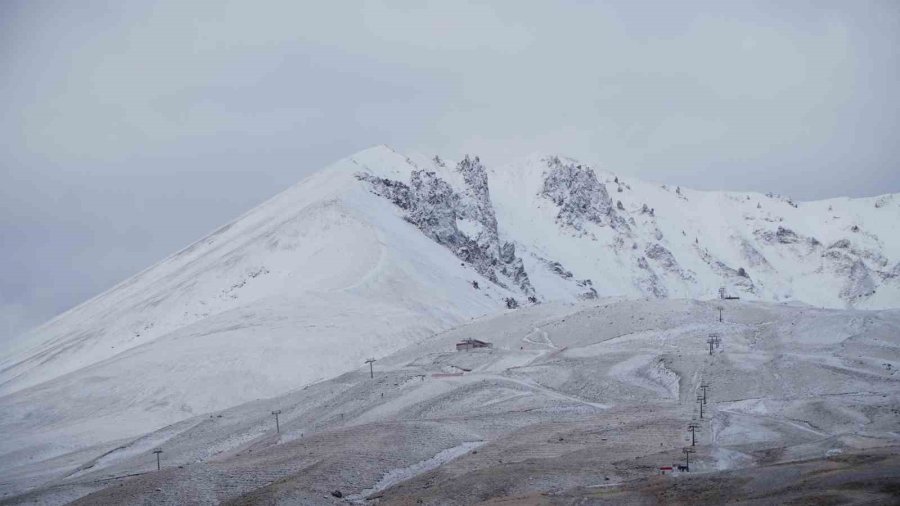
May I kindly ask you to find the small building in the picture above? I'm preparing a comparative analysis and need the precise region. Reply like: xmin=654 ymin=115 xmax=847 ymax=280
xmin=456 ymin=338 xmax=492 ymax=352
xmin=719 ymin=286 xmax=741 ymax=300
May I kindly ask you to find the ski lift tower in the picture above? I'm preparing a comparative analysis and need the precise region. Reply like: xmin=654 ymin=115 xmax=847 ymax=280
xmin=153 ymin=448 xmax=163 ymax=471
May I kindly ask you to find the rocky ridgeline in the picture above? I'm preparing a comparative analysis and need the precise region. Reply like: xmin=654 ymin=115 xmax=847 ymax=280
xmin=358 ymin=156 xmax=534 ymax=297
xmin=357 ymin=152 xmax=897 ymax=306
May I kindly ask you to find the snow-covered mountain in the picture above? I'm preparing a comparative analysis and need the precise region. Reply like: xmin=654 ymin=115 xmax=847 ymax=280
xmin=1 ymin=145 xmax=898 ymax=467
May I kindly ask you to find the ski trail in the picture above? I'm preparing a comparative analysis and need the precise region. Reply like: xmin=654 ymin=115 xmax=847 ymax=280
xmin=348 ymin=441 xmax=485 ymax=502
xmin=487 ymin=374 xmax=609 ymax=409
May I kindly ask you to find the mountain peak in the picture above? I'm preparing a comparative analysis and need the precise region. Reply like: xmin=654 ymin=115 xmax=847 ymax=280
xmin=1 ymin=146 xmax=897 ymax=474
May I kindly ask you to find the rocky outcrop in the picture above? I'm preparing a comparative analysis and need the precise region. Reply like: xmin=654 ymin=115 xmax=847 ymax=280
xmin=645 ymin=244 xmax=679 ymax=271
xmin=756 ymin=226 xmax=801 ymax=244
xmin=636 ymin=256 xmax=668 ymax=298
xmin=407 ymin=170 xmax=460 ymax=245
xmin=822 ymin=244 xmax=878 ymax=302
xmin=356 ymin=174 xmax=410 ymax=209
xmin=456 ymin=156 xmax=499 ymax=246
xmin=741 ymin=240 xmax=771 ymax=269
xmin=644 ymin=243 xmax=695 ymax=283
xmin=357 ymin=157 xmax=534 ymax=296
xmin=540 ymin=157 xmax=616 ymax=230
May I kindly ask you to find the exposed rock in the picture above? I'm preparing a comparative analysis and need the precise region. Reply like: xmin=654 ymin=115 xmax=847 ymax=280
xmin=645 ymin=244 xmax=679 ymax=271
xmin=841 ymin=259 xmax=876 ymax=300
xmin=547 ymin=261 xmax=573 ymax=279
xmin=755 ymin=226 xmax=803 ymax=245
xmin=358 ymin=159 xmax=534 ymax=296
xmin=576 ymin=278 xmax=598 ymax=299
xmin=407 ymin=170 xmax=460 ymax=245
xmin=823 ymin=247 xmax=878 ymax=303
xmin=497 ymin=242 xmax=532 ymax=294
xmin=540 ymin=156 xmax=615 ymax=230
xmin=829 ymin=239 xmax=852 ymax=250
xmin=635 ymin=256 xmax=668 ymax=298
xmin=455 ymin=155 xmax=499 ymax=248
xmin=741 ymin=240 xmax=770 ymax=269
xmin=355 ymin=173 xmax=410 ymax=209
xmin=776 ymin=227 xmax=800 ymax=244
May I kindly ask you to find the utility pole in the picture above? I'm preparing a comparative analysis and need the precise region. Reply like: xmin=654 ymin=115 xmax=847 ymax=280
xmin=706 ymin=336 xmax=716 ymax=355
xmin=153 ymin=448 xmax=163 ymax=471
xmin=687 ymin=423 xmax=700 ymax=446
xmin=271 ymin=410 xmax=282 ymax=434
xmin=697 ymin=395 xmax=705 ymax=419
xmin=717 ymin=306 xmax=723 ymax=323
xmin=365 ymin=358 xmax=376 ymax=379
xmin=699 ymin=382 xmax=709 ymax=405
xmin=708 ymin=332 xmax=721 ymax=349
xmin=682 ymin=447 xmax=695 ymax=471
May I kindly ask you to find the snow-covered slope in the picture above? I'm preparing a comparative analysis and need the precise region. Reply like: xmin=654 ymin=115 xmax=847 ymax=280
xmin=1 ymin=145 xmax=897 ymax=469
xmin=486 ymin=153 xmax=900 ymax=307
xmin=0 ymin=147 xmax=526 ymax=462
xmin=4 ymin=298 xmax=899 ymax=504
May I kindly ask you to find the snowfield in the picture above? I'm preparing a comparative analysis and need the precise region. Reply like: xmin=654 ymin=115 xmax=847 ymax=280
xmin=0 ymin=145 xmax=898 ymax=503
xmin=1 ymin=299 xmax=898 ymax=504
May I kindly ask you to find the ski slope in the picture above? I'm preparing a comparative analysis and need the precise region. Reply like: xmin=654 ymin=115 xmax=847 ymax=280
xmin=0 ymin=145 xmax=897 ymax=482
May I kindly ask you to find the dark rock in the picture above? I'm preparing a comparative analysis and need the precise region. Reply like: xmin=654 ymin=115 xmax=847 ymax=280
xmin=540 ymin=156 xmax=615 ymax=230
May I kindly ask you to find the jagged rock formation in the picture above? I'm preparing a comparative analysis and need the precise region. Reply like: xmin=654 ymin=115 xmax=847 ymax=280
xmin=540 ymin=156 xmax=617 ymax=230
xmin=358 ymin=156 xmax=534 ymax=296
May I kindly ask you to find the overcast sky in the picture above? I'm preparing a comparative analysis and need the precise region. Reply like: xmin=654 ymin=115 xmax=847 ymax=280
xmin=1 ymin=0 xmax=899 ymax=341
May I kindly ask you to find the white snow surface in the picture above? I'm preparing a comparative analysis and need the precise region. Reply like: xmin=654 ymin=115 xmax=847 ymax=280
xmin=0 ymin=145 xmax=897 ymax=475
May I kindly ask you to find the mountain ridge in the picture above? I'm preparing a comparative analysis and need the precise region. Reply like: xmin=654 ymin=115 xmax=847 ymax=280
xmin=0 ymin=145 xmax=897 ymax=469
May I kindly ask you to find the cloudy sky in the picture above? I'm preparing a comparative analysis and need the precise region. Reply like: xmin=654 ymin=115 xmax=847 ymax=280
xmin=1 ymin=0 xmax=898 ymax=341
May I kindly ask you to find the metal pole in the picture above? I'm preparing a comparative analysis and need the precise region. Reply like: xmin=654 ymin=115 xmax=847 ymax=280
xmin=153 ymin=449 xmax=163 ymax=471
xmin=271 ymin=410 xmax=282 ymax=433
xmin=365 ymin=358 xmax=376 ymax=379
xmin=682 ymin=447 xmax=694 ymax=472
xmin=697 ymin=395 xmax=704 ymax=419
xmin=688 ymin=423 xmax=699 ymax=446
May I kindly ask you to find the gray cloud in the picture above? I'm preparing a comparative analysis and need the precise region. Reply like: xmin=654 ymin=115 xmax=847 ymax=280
xmin=1 ymin=0 xmax=898 ymax=342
